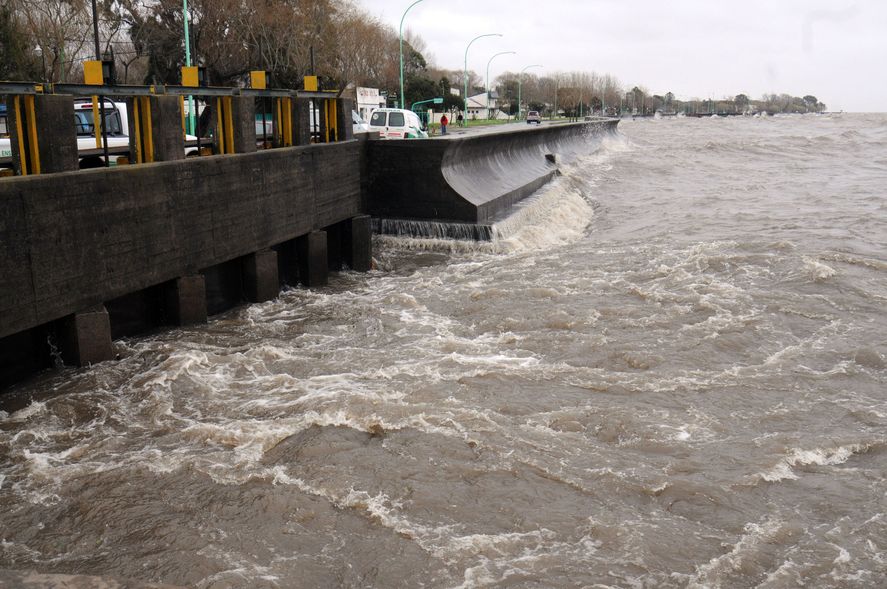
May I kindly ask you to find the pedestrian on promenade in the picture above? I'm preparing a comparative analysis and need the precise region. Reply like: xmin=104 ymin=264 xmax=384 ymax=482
xmin=457 ymin=113 xmax=464 ymax=127
xmin=440 ymin=114 xmax=449 ymax=135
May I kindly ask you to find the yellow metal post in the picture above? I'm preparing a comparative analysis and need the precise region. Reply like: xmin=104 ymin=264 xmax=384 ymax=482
xmin=215 ymin=98 xmax=225 ymax=154
xmin=24 ymin=96 xmax=40 ymax=175
xmin=132 ymin=97 xmax=143 ymax=163
xmin=222 ymin=97 xmax=234 ymax=154
xmin=274 ymin=98 xmax=282 ymax=146
xmin=329 ymin=99 xmax=338 ymax=142
xmin=12 ymin=97 xmax=28 ymax=175
xmin=283 ymin=98 xmax=293 ymax=147
xmin=91 ymin=96 xmax=102 ymax=149
xmin=142 ymin=97 xmax=154 ymax=163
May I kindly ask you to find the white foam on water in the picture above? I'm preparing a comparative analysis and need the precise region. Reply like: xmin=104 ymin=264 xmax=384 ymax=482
xmin=758 ymin=559 xmax=804 ymax=587
xmin=8 ymin=401 xmax=48 ymax=421
xmin=757 ymin=443 xmax=873 ymax=482
xmin=802 ymin=256 xmax=838 ymax=281
xmin=688 ymin=518 xmax=786 ymax=588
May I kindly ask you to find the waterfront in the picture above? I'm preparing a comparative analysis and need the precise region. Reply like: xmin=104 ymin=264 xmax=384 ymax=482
xmin=1 ymin=114 xmax=885 ymax=587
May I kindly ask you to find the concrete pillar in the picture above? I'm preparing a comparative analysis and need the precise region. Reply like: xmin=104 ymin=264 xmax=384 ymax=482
xmin=127 ymin=95 xmax=185 ymax=162
xmin=243 ymin=250 xmax=279 ymax=303
xmin=8 ymin=94 xmax=78 ymax=174
xmin=231 ymin=96 xmax=257 ymax=154
xmin=293 ymin=98 xmax=312 ymax=146
xmin=326 ymin=223 xmax=344 ymax=272
xmin=150 ymin=95 xmax=186 ymax=161
xmin=297 ymin=231 xmax=328 ymax=287
xmin=164 ymin=275 xmax=207 ymax=326
xmin=336 ymin=98 xmax=354 ymax=142
xmin=345 ymin=215 xmax=373 ymax=272
xmin=60 ymin=306 xmax=114 ymax=367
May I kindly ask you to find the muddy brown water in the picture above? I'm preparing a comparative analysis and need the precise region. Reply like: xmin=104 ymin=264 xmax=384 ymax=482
xmin=1 ymin=113 xmax=886 ymax=588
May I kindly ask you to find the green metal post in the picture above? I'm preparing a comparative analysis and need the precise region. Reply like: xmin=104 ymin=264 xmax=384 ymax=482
xmin=517 ymin=64 xmax=542 ymax=121
xmin=184 ymin=0 xmax=195 ymax=134
xmin=485 ymin=51 xmax=515 ymax=120
xmin=463 ymin=33 xmax=501 ymax=124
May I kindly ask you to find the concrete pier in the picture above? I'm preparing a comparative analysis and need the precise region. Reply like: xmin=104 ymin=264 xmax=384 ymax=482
xmin=244 ymin=250 xmax=279 ymax=303
xmin=297 ymin=231 xmax=329 ymax=287
xmin=166 ymin=275 xmax=208 ymax=326
xmin=60 ymin=306 xmax=114 ymax=367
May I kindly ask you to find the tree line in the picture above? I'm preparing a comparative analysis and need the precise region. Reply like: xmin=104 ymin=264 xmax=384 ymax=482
xmin=1 ymin=1 xmax=823 ymax=117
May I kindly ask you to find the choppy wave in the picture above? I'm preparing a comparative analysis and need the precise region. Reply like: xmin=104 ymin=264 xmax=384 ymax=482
xmin=2 ymin=114 xmax=886 ymax=587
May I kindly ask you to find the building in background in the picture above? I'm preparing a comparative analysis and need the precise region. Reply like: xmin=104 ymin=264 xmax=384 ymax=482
xmin=356 ymin=87 xmax=387 ymax=121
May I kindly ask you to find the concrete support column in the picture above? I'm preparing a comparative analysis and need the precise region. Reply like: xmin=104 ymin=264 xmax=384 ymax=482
xmin=60 ymin=306 xmax=114 ymax=367
xmin=243 ymin=249 xmax=279 ymax=303
xmin=336 ymin=98 xmax=355 ymax=142
xmin=326 ymin=223 xmax=344 ymax=272
xmin=231 ymin=96 xmax=257 ymax=154
xmin=345 ymin=215 xmax=373 ymax=272
xmin=9 ymin=94 xmax=78 ymax=174
xmin=294 ymin=98 xmax=312 ymax=146
xmin=147 ymin=95 xmax=185 ymax=161
xmin=297 ymin=231 xmax=328 ymax=287
xmin=165 ymin=275 xmax=207 ymax=326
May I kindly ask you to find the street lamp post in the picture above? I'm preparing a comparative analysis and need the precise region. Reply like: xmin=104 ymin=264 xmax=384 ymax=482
xmin=184 ymin=0 xmax=195 ymax=134
xmin=517 ymin=64 xmax=542 ymax=121
xmin=463 ymin=33 xmax=501 ymax=123
xmin=485 ymin=51 xmax=515 ymax=120
xmin=399 ymin=0 xmax=429 ymax=109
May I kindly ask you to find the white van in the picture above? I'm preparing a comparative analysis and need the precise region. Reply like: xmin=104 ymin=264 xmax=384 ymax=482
xmin=368 ymin=108 xmax=428 ymax=139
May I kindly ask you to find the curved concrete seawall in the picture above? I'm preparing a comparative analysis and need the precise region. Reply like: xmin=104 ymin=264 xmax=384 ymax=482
xmin=366 ymin=118 xmax=619 ymax=235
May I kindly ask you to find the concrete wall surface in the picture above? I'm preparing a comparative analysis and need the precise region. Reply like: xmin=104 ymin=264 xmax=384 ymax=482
xmin=366 ymin=119 xmax=619 ymax=225
xmin=0 ymin=140 xmax=361 ymax=340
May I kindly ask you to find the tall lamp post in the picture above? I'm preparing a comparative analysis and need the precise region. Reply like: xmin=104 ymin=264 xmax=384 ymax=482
xmin=517 ymin=64 xmax=542 ymax=120
xmin=183 ymin=0 xmax=195 ymax=134
xmin=399 ymin=0 xmax=429 ymax=109
xmin=485 ymin=51 xmax=515 ymax=119
xmin=463 ymin=33 xmax=501 ymax=121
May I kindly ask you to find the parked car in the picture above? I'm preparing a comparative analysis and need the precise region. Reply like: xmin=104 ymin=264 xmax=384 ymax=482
xmin=368 ymin=108 xmax=428 ymax=139
xmin=526 ymin=110 xmax=542 ymax=125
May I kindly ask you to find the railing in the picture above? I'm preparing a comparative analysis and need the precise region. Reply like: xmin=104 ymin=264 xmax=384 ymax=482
xmin=0 ymin=69 xmax=354 ymax=177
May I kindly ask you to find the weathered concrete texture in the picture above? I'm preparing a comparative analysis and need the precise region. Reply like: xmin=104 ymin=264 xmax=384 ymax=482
xmin=0 ymin=569 xmax=183 ymax=588
xmin=297 ymin=231 xmax=328 ymax=287
xmin=366 ymin=119 xmax=620 ymax=225
xmin=231 ymin=96 xmax=257 ymax=154
xmin=165 ymin=275 xmax=207 ymax=326
xmin=293 ymin=98 xmax=312 ymax=146
xmin=147 ymin=96 xmax=185 ymax=162
xmin=0 ymin=140 xmax=361 ymax=340
xmin=243 ymin=249 xmax=279 ymax=302
xmin=8 ymin=94 xmax=79 ymax=174
xmin=346 ymin=215 xmax=373 ymax=272
xmin=337 ymin=98 xmax=355 ymax=142
xmin=59 ymin=305 xmax=114 ymax=367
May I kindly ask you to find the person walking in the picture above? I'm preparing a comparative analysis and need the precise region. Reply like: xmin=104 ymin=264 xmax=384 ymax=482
xmin=440 ymin=113 xmax=449 ymax=135
xmin=457 ymin=113 xmax=464 ymax=127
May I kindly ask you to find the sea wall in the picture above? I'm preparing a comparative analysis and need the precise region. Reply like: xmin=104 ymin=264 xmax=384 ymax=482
xmin=365 ymin=119 xmax=619 ymax=226
xmin=0 ymin=140 xmax=361 ymax=340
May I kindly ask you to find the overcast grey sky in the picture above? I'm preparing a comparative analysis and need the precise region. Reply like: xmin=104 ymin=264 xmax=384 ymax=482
xmin=362 ymin=0 xmax=886 ymax=111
